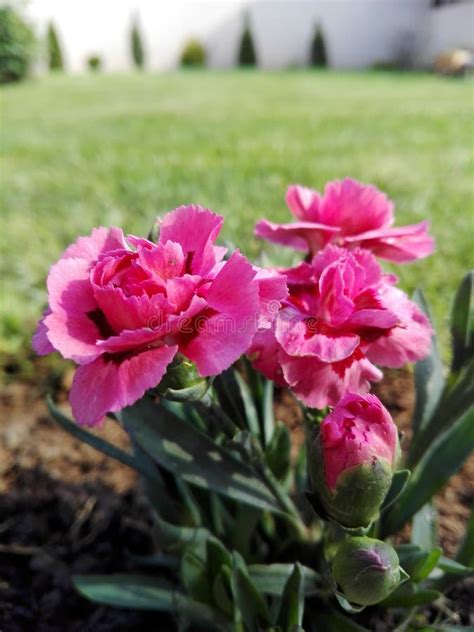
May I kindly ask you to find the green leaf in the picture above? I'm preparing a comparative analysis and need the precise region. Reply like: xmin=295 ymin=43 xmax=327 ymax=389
xmin=154 ymin=513 xmax=211 ymax=555
xmin=262 ymin=379 xmax=275 ymax=447
xmin=181 ymin=550 xmax=211 ymax=603
xmin=231 ymin=555 xmax=271 ymax=631
xmin=265 ymin=421 xmax=291 ymax=482
xmin=381 ymin=406 xmax=474 ymax=536
xmin=412 ymin=288 xmax=445 ymax=438
xmin=212 ymin=567 xmax=234 ymax=617
xmin=397 ymin=544 xmax=442 ymax=583
xmin=381 ymin=469 xmax=411 ymax=511
xmin=213 ymin=369 xmax=247 ymax=429
xmin=456 ymin=504 xmax=474 ymax=567
xmin=248 ymin=564 xmax=321 ymax=597
xmin=207 ymin=537 xmax=232 ymax=581
xmin=380 ymin=581 xmax=441 ymax=607
xmin=276 ymin=563 xmax=304 ymax=629
xmin=450 ymin=271 xmax=474 ymax=374
xmin=73 ymin=574 xmax=231 ymax=628
xmin=411 ymin=502 xmax=437 ymax=550
xmin=119 ymin=397 xmax=281 ymax=514
xmin=437 ymin=556 xmax=474 ymax=577
xmin=234 ymin=370 xmax=261 ymax=440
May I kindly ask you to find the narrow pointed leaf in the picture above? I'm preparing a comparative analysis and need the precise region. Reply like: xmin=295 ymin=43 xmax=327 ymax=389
xmin=73 ymin=574 xmax=231 ymax=628
xmin=411 ymin=502 xmax=437 ymax=550
xmin=231 ymin=558 xmax=271 ymax=631
xmin=381 ymin=469 xmax=410 ymax=511
xmin=450 ymin=271 xmax=474 ymax=373
xmin=412 ymin=288 xmax=445 ymax=437
xmin=276 ymin=563 xmax=304 ymax=629
xmin=249 ymin=564 xmax=321 ymax=596
xmin=262 ymin=379 xmax=275 ymax=447
xmin=120 ymin=397 xmax=281 ymax=514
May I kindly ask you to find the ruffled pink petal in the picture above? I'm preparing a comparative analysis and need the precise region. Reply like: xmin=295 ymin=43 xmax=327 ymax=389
xmin=92 ymin=285 xmax=168 ymax=332
xmin=320 ymin=178 xmax=394 ymax=234
xmin=247 ymin=328 xmax=287 ymax=386
xmin=180 ymin=252 xmax=259 ymax=376
xmin=138 ymin=240 xmax=185 ymax=280
xmin=318 ymin=261 xmax=355 ymax=326
xmin=285 ymin=184 xmax=323 ymax=221
xmin=365 ymin=286 xmax=433 ymax=367
xmin=158 ymin=205 xmax=225 ymax=275
xmin=32 ymin=309 xmax=55 ymax=355
xmin=63 ymin=227 xmax=127 ymax=263
xmin=255 ymin=219 xmax=338 ymax=253
xmin=253 ymin=267 xmax=288 ymax=329
xmin=44 ymin=258 xmax=102 ymax=363
xmin=280 ymin=348 xmax=383 ymax=409
xmin=70 ymin=344 xmax=178 ymax=426
xmin=347 ymin=221 xmax=435 ymax=263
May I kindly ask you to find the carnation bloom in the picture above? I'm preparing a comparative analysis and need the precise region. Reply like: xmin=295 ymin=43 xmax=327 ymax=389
xmin=255 ymin=178 xmax=434 ymax=262
xmin=248 ymin=245 xmax=432 ymax=408
xmin=33 ymin=206 xmax=286 ymax=426
xmin=308 ymin=393 xmax=399 ymax=528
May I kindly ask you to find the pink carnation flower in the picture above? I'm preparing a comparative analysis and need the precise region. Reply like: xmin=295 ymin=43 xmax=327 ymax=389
xmin=33 ymin=206 xmax=286 ymax=426
xmin=255 ymin=178 xmax=434 ymax=263
xmin=248 ymin=245 xmax=432 ymax=408
xmin=320 ymin=393 xmax=398 ymax=491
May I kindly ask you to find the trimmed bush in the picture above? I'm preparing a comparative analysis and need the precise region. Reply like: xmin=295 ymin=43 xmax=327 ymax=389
xmin=0 ymin=6 xmax=35 ymax=84
xmin=47 ymin=21 xmax=63 ymax=71
xmin=310 ymin=23 xmax=327 ymax=67
xmin=130 ymin=18 xmax=145 ymax=69
xmin=180 ymin=39 xmax=206 ymax=67
xmin=87 ymin=55 xmax=102 ymax=72
xmin=238 ymin=15 xmax=257 ymax=66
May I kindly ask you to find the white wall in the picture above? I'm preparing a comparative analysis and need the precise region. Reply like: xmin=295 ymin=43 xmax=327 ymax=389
xmin=423 ymin=1 xmax=474 ymax=65
xmin=246 ymin=0 xmax=431 ymax=70
xmin=21 ymin=0 xmax=474 ymax=73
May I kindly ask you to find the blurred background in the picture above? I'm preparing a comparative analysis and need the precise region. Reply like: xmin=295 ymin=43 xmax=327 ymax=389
xmin=1 ymin=0 xmax=473 ymax=371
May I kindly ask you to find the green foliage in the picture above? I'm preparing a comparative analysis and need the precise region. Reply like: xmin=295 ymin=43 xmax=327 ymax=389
xmin=238 ymin=15 xmax=257 ymax=67
xmin=46 ymin=21 xmax=63 ymax=71
xmin=0 ymin=5 xmax=34 ymax=83
xmin=87 ymin=54 xmax=102 ymax=72
xmin=130 ymin=18 xmax=145 ymax=69
xmin=310 ymin=23 xmax=327 ymax=67
xmin=180 ymin=39 xmax=206 ymax=67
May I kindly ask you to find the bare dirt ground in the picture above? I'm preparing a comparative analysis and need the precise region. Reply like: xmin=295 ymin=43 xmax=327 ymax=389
xmin=1 ymin=367 xmax=472 ymax=630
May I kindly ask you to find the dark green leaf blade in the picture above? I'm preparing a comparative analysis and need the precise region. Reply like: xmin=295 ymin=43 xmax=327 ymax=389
xmin=450 ymin=270 xmax=474 ymax=374
xmin=248 ymin=563 xmax=321 ymax=597
xmin=119 ymin=397 xmax=280 ymax=514
xmin=73 ymin=574 xmax=230 ymax=628
xmin=276 ymin=563 xmax=304 ymax=629
xmin=412 ymin=288 xmax=445 ymax=438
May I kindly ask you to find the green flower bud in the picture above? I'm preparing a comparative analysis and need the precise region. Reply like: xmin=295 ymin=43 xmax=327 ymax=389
xmin=332 ymin=537 xmax=402 ymax=606
xmin=308 ymin=393 xmax=399 ymax=529
xmin=157 ymin=353 xmax=211 ymax=402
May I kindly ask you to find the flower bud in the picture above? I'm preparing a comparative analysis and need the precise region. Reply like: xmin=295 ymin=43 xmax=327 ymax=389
xmin=156 ymin=353 xmax=211 ymax=402
xmin=308 ymin=393 xmax=399 ymax=528
xmin=332 ymin=536 xmax=403 ymax=605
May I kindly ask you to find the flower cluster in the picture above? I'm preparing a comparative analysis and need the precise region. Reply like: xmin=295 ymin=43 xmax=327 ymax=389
xmin=34 ymin=177 xmax=433 ymax=434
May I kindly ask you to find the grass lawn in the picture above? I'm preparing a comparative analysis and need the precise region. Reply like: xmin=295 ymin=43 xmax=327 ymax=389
xmin=1 ymin=70 xmax=473 ymax=363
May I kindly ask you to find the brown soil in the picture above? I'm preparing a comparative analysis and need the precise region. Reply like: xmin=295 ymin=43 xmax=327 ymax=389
xmin=1 ymin=368 xmax=472 ymax=630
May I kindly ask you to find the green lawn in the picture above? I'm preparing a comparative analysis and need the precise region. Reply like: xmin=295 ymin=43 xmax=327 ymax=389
xmin=1 ymin=71 xmax=473 ymax=362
